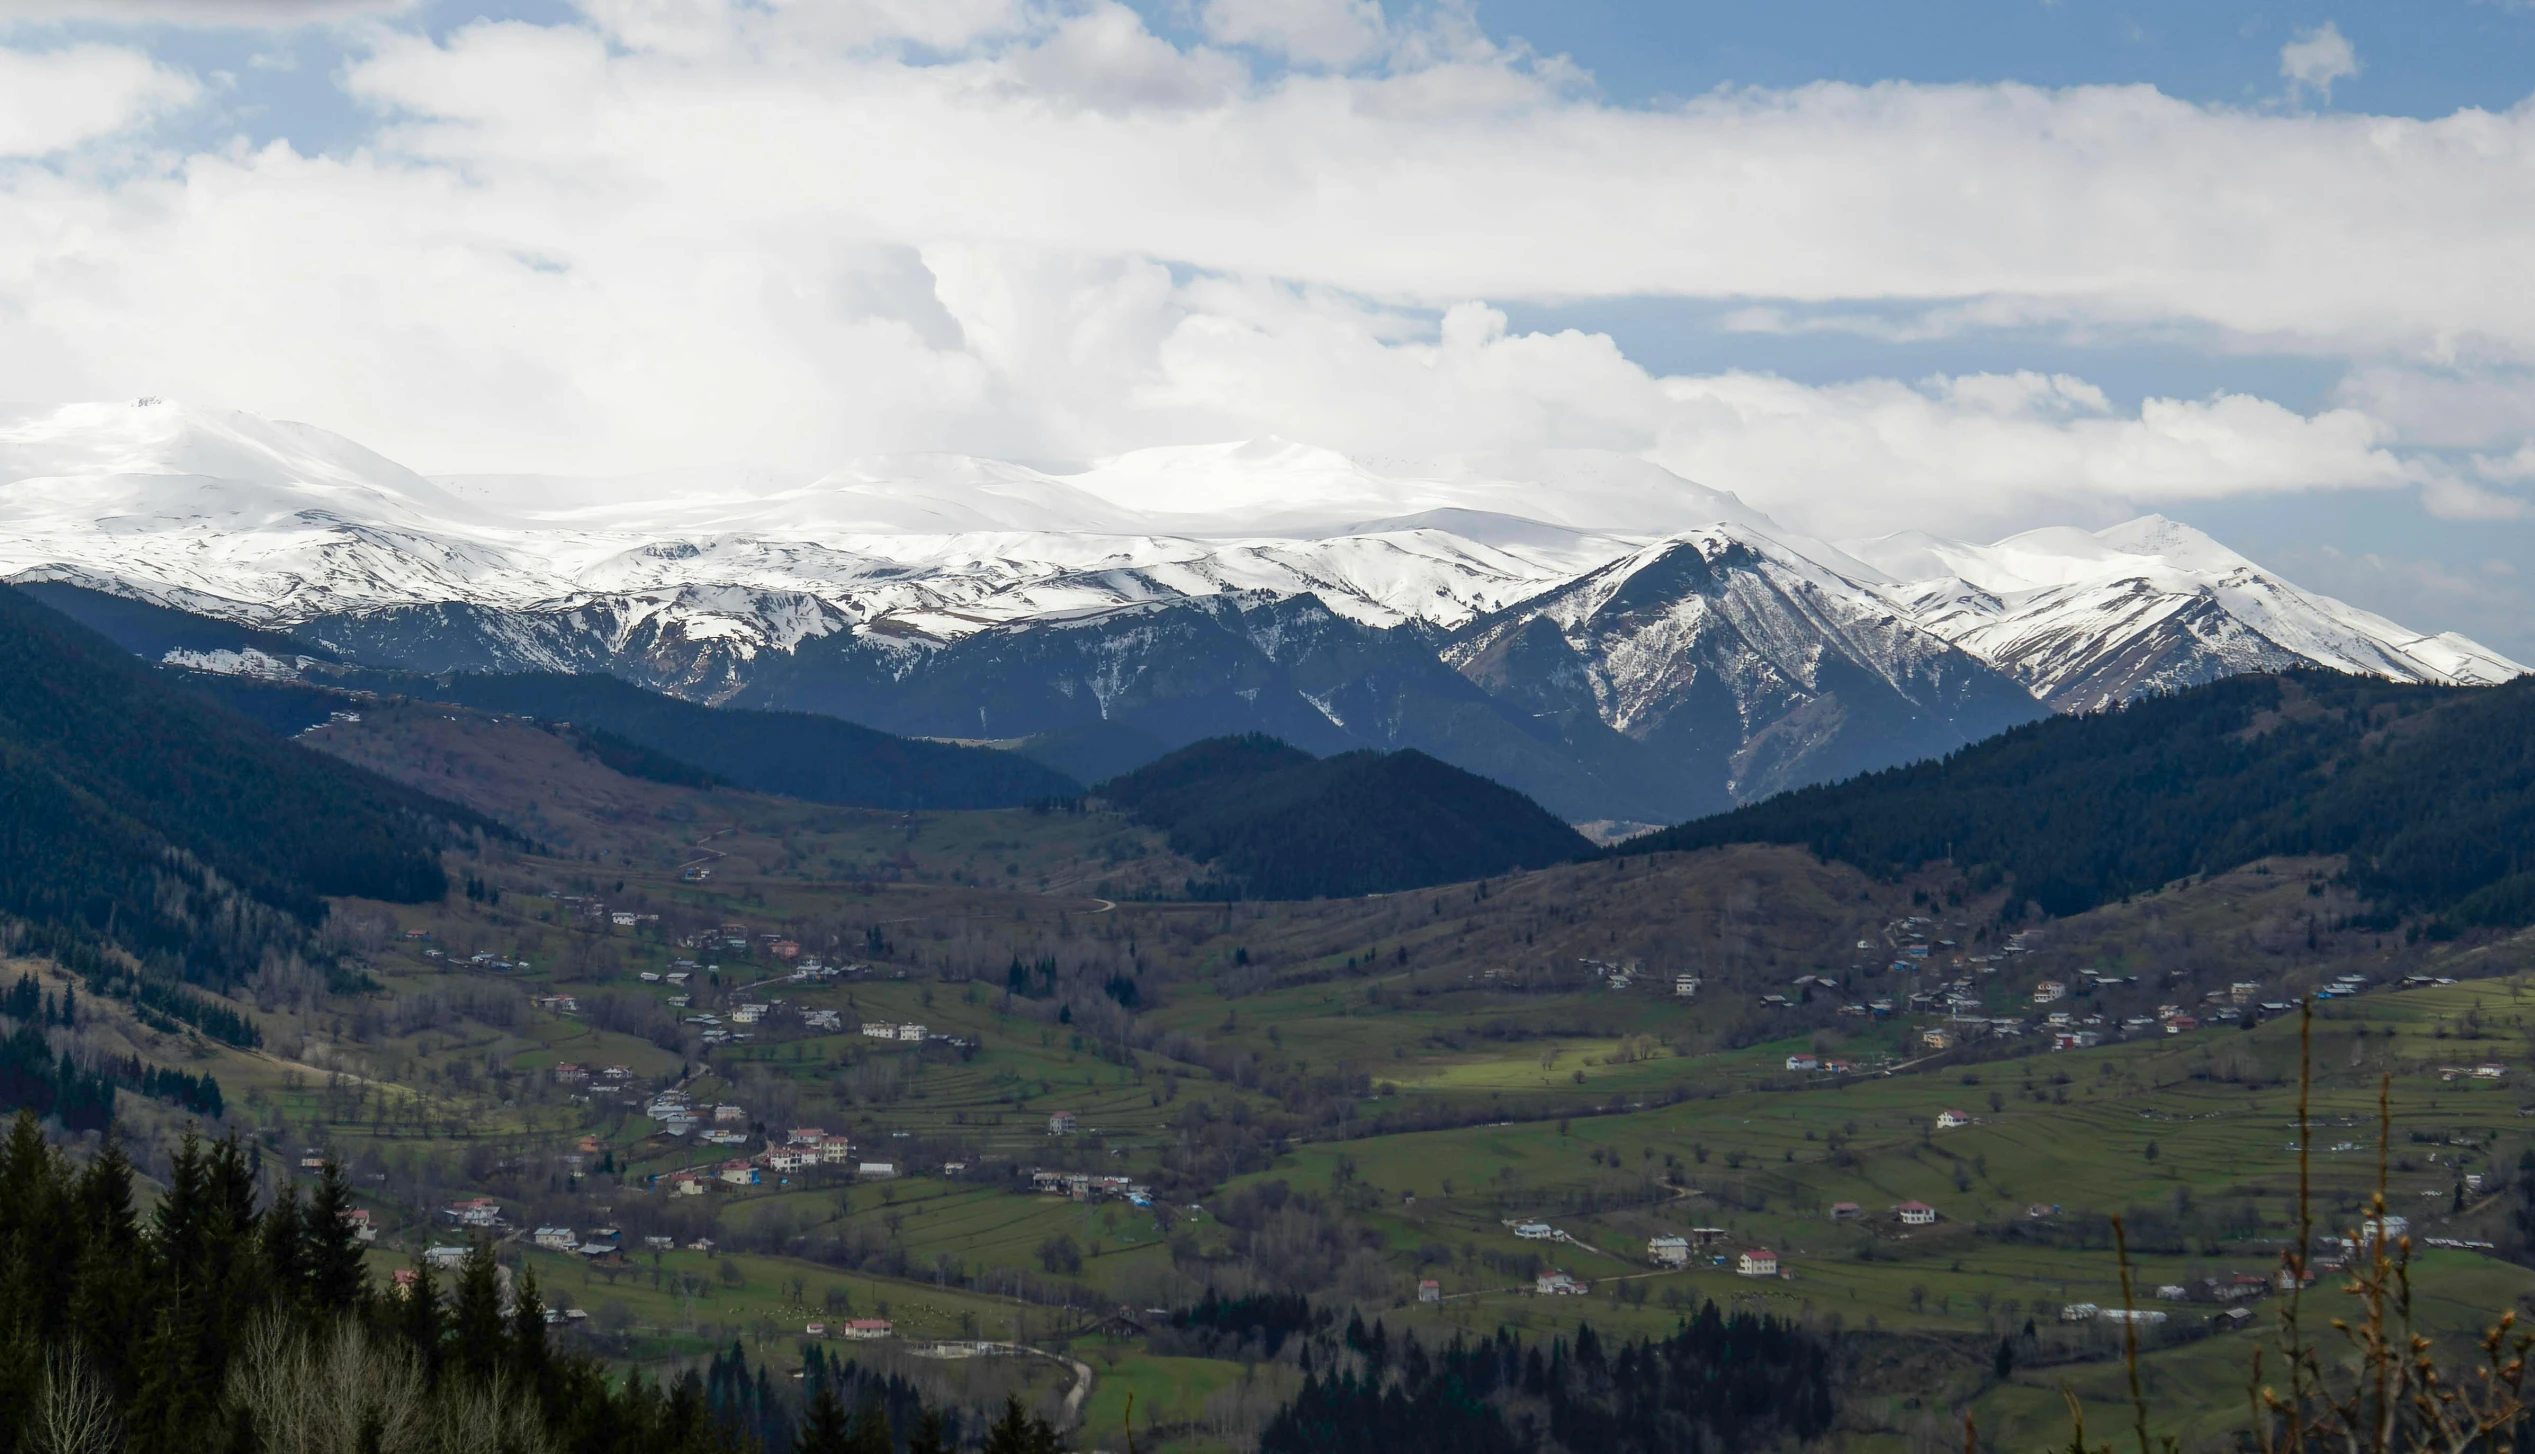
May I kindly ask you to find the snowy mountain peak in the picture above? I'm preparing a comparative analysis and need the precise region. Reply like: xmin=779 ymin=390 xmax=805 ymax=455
xmin=0 ymin=402 xmax=2519 ymax=820
xmin=1844 ymin=514 xmax=2526 ymax=709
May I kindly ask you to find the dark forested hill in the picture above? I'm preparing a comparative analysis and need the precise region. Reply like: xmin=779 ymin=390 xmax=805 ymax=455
xmin=1619 ymin=669 xmax=2535 ymax=930
xmin=382 ymin=671 xmax=1083 ymax=810
xmin=1101 ymin=735 xmax=1590 ymax=898
xmin=0 ymin=585 xmax=486 ymax=986
xmin=19 ymin=583 xmax=1087 ymax=811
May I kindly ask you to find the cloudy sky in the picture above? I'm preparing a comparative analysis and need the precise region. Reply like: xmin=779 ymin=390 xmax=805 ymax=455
xmin=2 ymin=0 xmax=2532 ymax=654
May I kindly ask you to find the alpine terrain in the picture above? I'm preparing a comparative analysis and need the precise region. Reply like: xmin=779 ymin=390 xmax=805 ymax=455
xmin=1 ymin=399 xmax=2519 ymax=829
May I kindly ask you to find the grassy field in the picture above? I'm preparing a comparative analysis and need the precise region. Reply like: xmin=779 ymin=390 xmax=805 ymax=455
xmin=36 ymin=708 xmax=2535 ymax=1451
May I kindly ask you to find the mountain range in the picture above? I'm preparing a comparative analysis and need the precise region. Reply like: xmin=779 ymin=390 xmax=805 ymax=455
xmin=1 ymin=398 xmax=2520 ymax=829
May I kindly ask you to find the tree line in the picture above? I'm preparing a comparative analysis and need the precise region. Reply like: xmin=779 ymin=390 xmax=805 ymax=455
xmin=0 ymin=1111 xmax=1083 ymax=1454
xmin=1258 ymin=1308 xmax=1835 ymax=1454
xmin=1622 ymin=669 xmax=2535 ymax=930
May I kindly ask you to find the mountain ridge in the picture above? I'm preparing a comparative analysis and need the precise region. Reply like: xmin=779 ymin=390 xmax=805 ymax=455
xmin=3 ymin=399 xmax=2519 ymax=826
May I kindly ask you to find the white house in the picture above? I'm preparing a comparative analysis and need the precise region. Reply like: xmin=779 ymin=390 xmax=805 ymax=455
xmin=718 ymin=1161 xmax=758 ymax=1187
xmin=1647 ymin=1236 xmax=1690 ymax=1266
xmin=1784 ymin=1054 xmax=1819 ymax=1072
xmin=861 ymin=1022 xmax=899 ymax=1040
xmin=897 ymin=1023 xmax=927 ymax=1041
xmin=1048 ymin=1111 xmax=1078 ymax=1135
xmin=1513 ymin=1222 xmax=1555 ymax=1241
xmin=1935 ymin=1109 xmax=1972 ymax=1130
xmin=1896 ymin=1201 xmax=1938 ymax=1226
xmin=2033 ymin=980 xmax=2067 ymax=1004
xmin=842 ymin=1319 xmax=893 ymax=1340
xmin=1535 ymin=1272 xmax=1586 ymax=1295
xmin=1736 ymin=1249 xmax=1779 ymax=1277
xmin=533 ymin=1227 xmax=579 ymax=1251
xmin=857 ymin=1162 xmax=897 ymax=1179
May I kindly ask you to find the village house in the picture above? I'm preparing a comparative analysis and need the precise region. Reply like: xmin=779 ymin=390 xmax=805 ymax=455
xmin=714 ymin=1104 xmax=746 ymax=1125
xmin=1784 ymin=1053 xmax=1819 ymax=1072
xmin=1647 ymin=1235 xmax=1690 ymax=1266
xmin=1920 ymin=1027 xmax=1954 ymax=1051
xmin=861 ymin=1022 xmax=899 ymax=1039
xmin=768 ymin=1150 xmax=813 ymax=1173
xmin=718 ymin=1161 xmax=758 ymax=1187
xmin=1535 ymin=1271 xmax=1586 ymax=1296
xmin=1736 ymin=1249 xmax=1779 ymax=1278
xmin=1935 ymin=1109 xmax=1972 ymax=1130
xmin=842 ymin=1319 xmax=893 ymax=1340
xmin=898 ymin=1023 xmax=927 ymax=1041
xmin=338 ymin=1208 xmax=377 ymax=1243
xmin=1418 ymin=1279 xmax=1442 ymax=1303
xmin=1674 ymin=974 xmax=1700 ymax=998
xmin=819 ymin=1140 xmax=855 ymax=1166
xmin=553 ymin=1064 xmax=589 ymax=1085
xmin=667 ymin=1173 xmax=707 ymax=1197
xmin=1896 ymin=1201 xmax=1938 ymax=1226
xmin=1829 ymin=1202 xmax=1861 ymax=1221
xmin=444 ymin=1198 xmax=501 ymax=1227
xmin=1513 ymin=1222 xmax=1555 ymax=1241
xmin=424 ymin=1246 xmax=468 ymax=1270
xmin=857 ymin=1162 xmax=897 ymax=1179
xmin=2033 ymin=980 xmax=2067 ymax=1004
xmin=533 ymin=1227 xmax=579 ymax=1251
xmin=1048 ymin=1111 xmax=1078 ymax=1135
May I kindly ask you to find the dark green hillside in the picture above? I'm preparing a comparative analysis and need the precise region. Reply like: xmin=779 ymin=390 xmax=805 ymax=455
xmin=1101 ymin=734 xmax=1590 ymax=898
xmin=15 ymin=579 xmax=336 ymax=664
xmin=0 ymin=586 xmax=486 ymax=986
xmin=397 ymin=671 xmax=1082 ymax=810
xmin=1620 ymin=668 xmax=2535 ymax=928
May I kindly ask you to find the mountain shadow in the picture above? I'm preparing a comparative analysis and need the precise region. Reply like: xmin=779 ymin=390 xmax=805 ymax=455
xmin=1101 ymin=735 xmax=1591 ymax=898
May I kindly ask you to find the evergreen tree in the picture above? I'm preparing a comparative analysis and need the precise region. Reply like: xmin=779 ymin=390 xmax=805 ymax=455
xmin=983 ymin=1396 xmax=1061 ymax=1454
xmin=303 ymin=1160 xmax=368 ymax=1314
xmin=848 ymin=1397 xmax=894 ymax=1454
xmin=510 ymin=1259 xmax=553 ymax=1401
xmin=448 ymin=1239 xmax=506 ymax=1388
xmin=70 ymin=1129 xmax=145 ymax=1397
xmin=797 ymin=1381 xmax=853 ymax=1454
xmin=905 ymin=1408 xmax=952 ymax=1454
xmin=396 ymin=1256 xmax=443 ymax=1383
xmin=257 ymin=1183 xmax=310 ymax=1313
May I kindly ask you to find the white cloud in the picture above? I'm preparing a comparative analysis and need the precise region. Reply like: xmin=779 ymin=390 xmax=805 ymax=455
xmin=1201 ymin=0 xmax=1387 ymax=67
xmin=0 ymin=1 xmax=2522 ymax=550
xmin=2280 ymin=21 xmax=2359 ymax=104
xmin=0 ymin=0 xmax=410 ymax=23
xmin=0 ymin=43 xmax=191 ymax=154
xmin=1642 ymin=371 xmax=2428 ymax=537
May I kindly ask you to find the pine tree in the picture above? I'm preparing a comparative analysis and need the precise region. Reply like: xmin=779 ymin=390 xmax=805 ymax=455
xmin=257 ymin=1183 xmax=309 ymax=1313
xmin=905 ymin=1407 xmax=952 ymax=1454
xmin=70 ymin=1129 xmax=145 ymax=1398
xmin=303 ymin=1160 xmax=368 ymax=1314
xmin=797 ymin=1380 xmax=853 ymax=1454
xmin=509 ymin=1258 xmax=552 ymax=1401
xmin=396 ymin=1256 xmax=443 ymax=1383
xmin=983 ymin=1396 xmax=1061 ymax=1454
xmin=848 ymin=1396 xmax=894 ymax=1454
xmin=448 ymin=1240 xmax=506 ymax=1388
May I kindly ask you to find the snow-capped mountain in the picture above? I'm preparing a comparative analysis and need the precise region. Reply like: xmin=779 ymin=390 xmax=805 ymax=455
xmin=1 ymin=398 xmax=2520 ymax=826
xmin=1843 ymin=517 xmax=2526 ymax=711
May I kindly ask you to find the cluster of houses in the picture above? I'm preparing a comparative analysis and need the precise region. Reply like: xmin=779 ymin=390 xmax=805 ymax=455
xmin=658 ymin=1128 xmax=889 ymax=1195
xmin=1781 ymin=1053 xmax=1862 ymax=1075
xmin=861 ymin=1021 xmax=930 ymax=1041
xmin=1030 ymin=1170 xmax=1153 ymax=1207
xmin=531 ymin=1225 xmax=627 ymax=1263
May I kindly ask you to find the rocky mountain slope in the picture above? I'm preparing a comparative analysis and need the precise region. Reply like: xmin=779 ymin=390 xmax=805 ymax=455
xmin=1 ymin=398 xmax=2518 ymax=826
